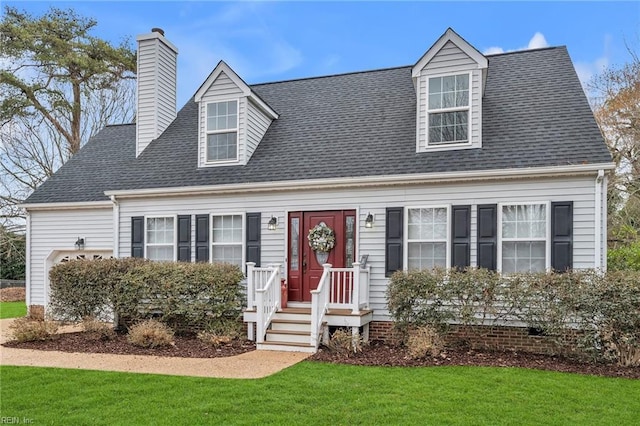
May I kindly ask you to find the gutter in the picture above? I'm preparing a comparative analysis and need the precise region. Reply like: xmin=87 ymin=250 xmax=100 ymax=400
xmin=19 ymin=200 xmax=113 ymax=211
xmin=594 ymin=169 xmax=605 ymax=269
xmin=104 ymin=162 xmax=616 ymax=199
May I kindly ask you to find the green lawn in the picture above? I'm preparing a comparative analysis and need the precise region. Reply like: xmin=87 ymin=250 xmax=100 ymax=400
xmin=0 ymin=301 xmax=26 ymax=319
xmin=1 ymin=362 xmax=638 ymax=425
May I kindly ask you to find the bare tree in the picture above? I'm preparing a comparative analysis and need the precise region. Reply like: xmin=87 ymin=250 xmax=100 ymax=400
xmin=590 ymin=42 xmax=640 ymax=243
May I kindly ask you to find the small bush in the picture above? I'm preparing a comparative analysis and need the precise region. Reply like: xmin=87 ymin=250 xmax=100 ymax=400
xmin=198 ymin=319 xmax=242 ymax=346
xmin=9 ymin=318 xmax=58 ymax=342
xmin=127 ymin=320 xmax=174 ymax=348
xmin=406 ymin=326 xmax=445 ymax=359
xmin=325 ymin=328 xmax=364 ymax=357
xmin=0 ymin=287 xmax=25 ymax=302
xmin=608 ymin=241 xmax=640 ymax=271
xmin=82 ymin=317 xmax=116 ymax=341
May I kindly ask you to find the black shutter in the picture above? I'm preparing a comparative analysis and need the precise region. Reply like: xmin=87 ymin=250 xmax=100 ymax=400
xmin=551 ymin=201 xmax=573 ymax=272
xmin=246 ymin=212 xmax=261 ymax=267
xmin=195 ymin=214 xmax=209 ymax=262
xmin=385 ymin=207 xmax=404 ymax=277
xmin=177 ymin=215 xmax=191 ymax=262
xmin=451 ymin=205 xmax=471 ymax=270
xmin=477 ymin=204 xmax=497 ymax=271
xmin=131 ymin=216 xmax=144 ymax=258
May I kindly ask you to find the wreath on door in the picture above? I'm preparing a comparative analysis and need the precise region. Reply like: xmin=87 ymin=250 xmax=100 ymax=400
xmin=307 ymin=222 xmax=336 ymax=253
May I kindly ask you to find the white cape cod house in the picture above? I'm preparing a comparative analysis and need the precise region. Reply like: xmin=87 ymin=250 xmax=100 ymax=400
xmin=21 ymin=28 xmax=613 ymax=352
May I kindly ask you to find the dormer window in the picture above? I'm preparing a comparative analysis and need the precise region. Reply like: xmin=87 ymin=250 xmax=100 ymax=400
xmin=427 ymin=73 xmax=469 ymax=146
xmin=206 ymin=100 xmax=238 ymax=162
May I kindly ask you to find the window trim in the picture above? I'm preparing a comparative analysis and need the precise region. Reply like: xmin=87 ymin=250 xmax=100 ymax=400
xmin=209 ymin=212 xmax=246 ymax=270
xmin=204 ymin=99 xmax=240 ymax=164
xmin=425 ymin=71 xmax=472 ymax=148
xmin=403 ymin=205 xmax=451 ymax=270
xmin=497 ymin=201 xmax=551 ymax=273
xmin=144 ymin=215 xmax=178 ymax=262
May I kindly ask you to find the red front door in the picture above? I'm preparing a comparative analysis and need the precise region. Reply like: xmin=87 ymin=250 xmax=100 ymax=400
xmin=287 ymin=210 xmax=356 ymax=302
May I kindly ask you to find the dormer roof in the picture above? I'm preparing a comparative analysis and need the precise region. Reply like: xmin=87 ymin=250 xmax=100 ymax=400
xmin=412 ymin=28 xmax=488 ymax=78
xmin=194 ymin=61 xmax=279 ymax=119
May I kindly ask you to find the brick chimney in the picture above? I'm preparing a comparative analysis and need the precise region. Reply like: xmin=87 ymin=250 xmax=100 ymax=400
xmin=135 ymin=28 xmax=178 ymax=157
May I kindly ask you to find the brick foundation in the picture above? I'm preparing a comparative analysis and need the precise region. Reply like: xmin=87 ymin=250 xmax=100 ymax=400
xmin=28 ymin=305 xmax=45 ymax=320
xmin=369 ymin=321 xmax=572 ymax=355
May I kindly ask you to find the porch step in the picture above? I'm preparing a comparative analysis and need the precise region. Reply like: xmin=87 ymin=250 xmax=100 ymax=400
xmin=257 ymin=341 xmax=317 ymax=353
xmin=265 ymin=329 xmax=311 ymax=344
xmin=271 ymin=319 xmax=311 ymax=332
xmin=272 ymin=308 xmax=311 ymax=322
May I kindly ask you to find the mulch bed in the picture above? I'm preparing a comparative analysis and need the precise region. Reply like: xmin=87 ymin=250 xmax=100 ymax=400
xmin=3 ymin=331 xmax=256 ymax=359
xmin=310 ymin=341 xmax=640 ymax=379
xmin=4 ymin=330 xmax=639 ymax=379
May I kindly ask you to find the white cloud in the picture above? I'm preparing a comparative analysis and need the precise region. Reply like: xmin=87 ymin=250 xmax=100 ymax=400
xmin=527 ymin=32 xmax=549 ymax=49
xmin=482 ymin=32 xmax=549 ymax=55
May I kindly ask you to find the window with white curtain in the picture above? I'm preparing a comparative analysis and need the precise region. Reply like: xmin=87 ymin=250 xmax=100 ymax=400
xmin=211 ymin=214 xmax=243 ymax=268
xmin=407 ymin=207 xmax=449 ymax=270
xmin=501 ymin=203 xmax=547 ymax=272
xmin=146 ymin=217 xmax=175 ymax=261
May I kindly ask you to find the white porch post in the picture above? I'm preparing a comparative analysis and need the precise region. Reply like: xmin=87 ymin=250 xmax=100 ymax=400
xmin=246 ymin=262 xmax=255 ymax=341
xmin=352 ymin=262 xmax=361 ymax=314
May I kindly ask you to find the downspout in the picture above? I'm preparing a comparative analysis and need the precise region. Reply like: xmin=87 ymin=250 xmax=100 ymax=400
xmin=111 ymin=195 xmax=120 ymax=258
xmin=25 ymin=210 xmax=31 ymax=308
xmin=594 ymin=170 xmax=605 ymax=270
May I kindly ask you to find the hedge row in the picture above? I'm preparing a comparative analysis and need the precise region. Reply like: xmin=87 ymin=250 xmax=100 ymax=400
xmin=387 ymin=268 xmax=640 ymax=366
xmin=49 ymin=258 xmax=245 ymax=332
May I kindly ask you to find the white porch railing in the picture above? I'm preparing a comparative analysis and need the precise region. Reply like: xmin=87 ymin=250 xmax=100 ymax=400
xmin=311 ymin=263 xmax=332 ymax=348
xmin=328 ymin=262 xmax=370 ymax=314
xmin=247 ymin=262 xmax=281 ymax=344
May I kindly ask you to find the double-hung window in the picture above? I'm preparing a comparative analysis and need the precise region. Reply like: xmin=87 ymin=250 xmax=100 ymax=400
xmin=406 ymin=207 xmax=449 ymax=269
xmin=427 ymin=73 xmax=469 ymax=145
xmin=211 ymin=214 xmax=244 ymax=268
xmin=500 ymin=203 xmax=548 ymax=273
xmin=146 ymin=216 xmax=175 ymax=261
xmin=206 ymin=100 xmax=238 ymax=162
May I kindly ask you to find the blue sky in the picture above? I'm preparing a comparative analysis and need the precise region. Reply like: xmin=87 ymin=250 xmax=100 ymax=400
xmin=4 ymin=1 xmax=639 ymax=108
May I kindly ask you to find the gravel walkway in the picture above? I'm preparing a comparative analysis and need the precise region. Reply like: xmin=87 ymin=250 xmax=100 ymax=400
xmin=0 ymin=318 xmax=310 ymax=379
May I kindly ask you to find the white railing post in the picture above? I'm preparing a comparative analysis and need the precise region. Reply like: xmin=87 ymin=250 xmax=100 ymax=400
xmin=246 ymin=262 xmax=255 ymax=310
xmin=311 ymin=263 xmax=332 ymax=348
xmin=256 ymin=284 xmax=265 ymax=344
xmin=352 ymin=262 xmax=361 ymax=314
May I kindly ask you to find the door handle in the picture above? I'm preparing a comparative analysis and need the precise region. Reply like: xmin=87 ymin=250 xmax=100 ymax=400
xmin=302 ymin=253 xmax=307 ymax=271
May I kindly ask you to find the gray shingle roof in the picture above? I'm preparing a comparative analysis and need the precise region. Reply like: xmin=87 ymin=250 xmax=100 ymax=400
xmin=25 ymin=46 xmax=612 ymax=204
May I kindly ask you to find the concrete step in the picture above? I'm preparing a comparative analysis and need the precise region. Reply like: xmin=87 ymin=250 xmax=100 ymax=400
xmin=257 ymin=341 xmax=317 ymax=353
xmin=271 ymin=319 xmax=311 ymax=332
xmin=266 ymin=329 xmax=311 ymax=344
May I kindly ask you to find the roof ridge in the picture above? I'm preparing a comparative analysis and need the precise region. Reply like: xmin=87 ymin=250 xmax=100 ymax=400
xmin=250 ymin=64 xmax=411 ymax=87
xmin=485 ymin=46 xmax=562 ymax=57
xmin=104 ymin=122 xmax=136 ymax=128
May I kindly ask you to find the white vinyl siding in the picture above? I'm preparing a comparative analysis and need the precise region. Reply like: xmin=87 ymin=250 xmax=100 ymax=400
xmin=145 ymin=216 xmax=176 ymax=261
xmin=116 ymin=175 xmax=600 ymax=321
xmin=28 ymin=208 xmax=113 ymax=306
xmin=406 ymin=206 xmax=449 ymax=269
xmin=136 ymin=34 xmax=177 ymax=156
xmin=211 ymin=214 xmax=244 ymax=268
xmin=245 ymin=100 xmax=272 ymax=162
xmin=417 ymin=41 xmax=482 ymax=152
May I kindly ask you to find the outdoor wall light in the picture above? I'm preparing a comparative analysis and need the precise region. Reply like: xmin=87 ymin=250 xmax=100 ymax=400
xmin=365 ymin=213 xmax=374 ymax=228
xmin=267 ymin=216 xmax=278 ymax=231
xmin=75 ymin=237 xmax=85 ymax=250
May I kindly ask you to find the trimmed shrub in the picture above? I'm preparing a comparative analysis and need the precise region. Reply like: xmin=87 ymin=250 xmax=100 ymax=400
xmin=387 ymin=268 xmax=640 ymax=366
xmin=49 ymin=258 xmax=146 ymax=321
xmin=406 ymin=326 xmax=445 ymax=359
xmin=9 ymin=318 xmax=58 ymax=342
xmin=48 ymin=258 xmax=245 ymax=333
xmin=128 ymin=319 xmax=174 ymax=348
xmin=82 ymin=317 xmax=116 ymax=341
